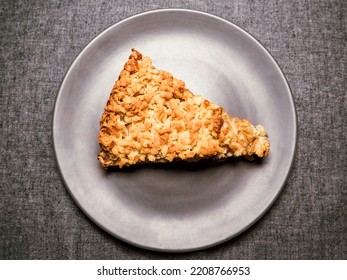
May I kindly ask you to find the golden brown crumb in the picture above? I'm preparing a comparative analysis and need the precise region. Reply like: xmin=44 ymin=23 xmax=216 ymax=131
xmin=98 ymin=49 xmax=270 ymax=168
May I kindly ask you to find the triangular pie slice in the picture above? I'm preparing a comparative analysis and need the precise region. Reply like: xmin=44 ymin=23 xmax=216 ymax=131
xmin=98 ymin=49 xmax=270 ymax=169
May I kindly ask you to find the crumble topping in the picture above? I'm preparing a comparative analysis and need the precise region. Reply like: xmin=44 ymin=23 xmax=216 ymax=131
xmin=98 ymin=49 xmax=270 ymax=168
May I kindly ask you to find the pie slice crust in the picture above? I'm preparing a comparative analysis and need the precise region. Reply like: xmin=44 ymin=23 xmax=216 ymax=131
xmin=98 ymin=49 xmax=270 ymax=169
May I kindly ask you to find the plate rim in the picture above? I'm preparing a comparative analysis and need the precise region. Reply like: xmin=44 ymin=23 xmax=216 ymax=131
xmin=52 ymin=8 xmax=298 ymax=252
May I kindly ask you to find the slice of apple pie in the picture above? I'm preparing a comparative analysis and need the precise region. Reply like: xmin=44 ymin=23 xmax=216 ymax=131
xmin=98 ymin=49 xmax=269 ymax=169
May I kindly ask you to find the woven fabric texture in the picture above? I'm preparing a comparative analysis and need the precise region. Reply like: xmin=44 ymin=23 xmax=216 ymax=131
xmin=1 ymin=0 xmax=346 ymax=259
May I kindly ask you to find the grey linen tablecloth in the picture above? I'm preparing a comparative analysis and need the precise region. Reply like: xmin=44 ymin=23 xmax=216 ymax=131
xmin=1 ymin=0 xmax=346 ymax=259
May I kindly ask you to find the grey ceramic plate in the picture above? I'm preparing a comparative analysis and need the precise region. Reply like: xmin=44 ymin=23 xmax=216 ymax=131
xmin=53 ymin=9 xmax=296 ymax=252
